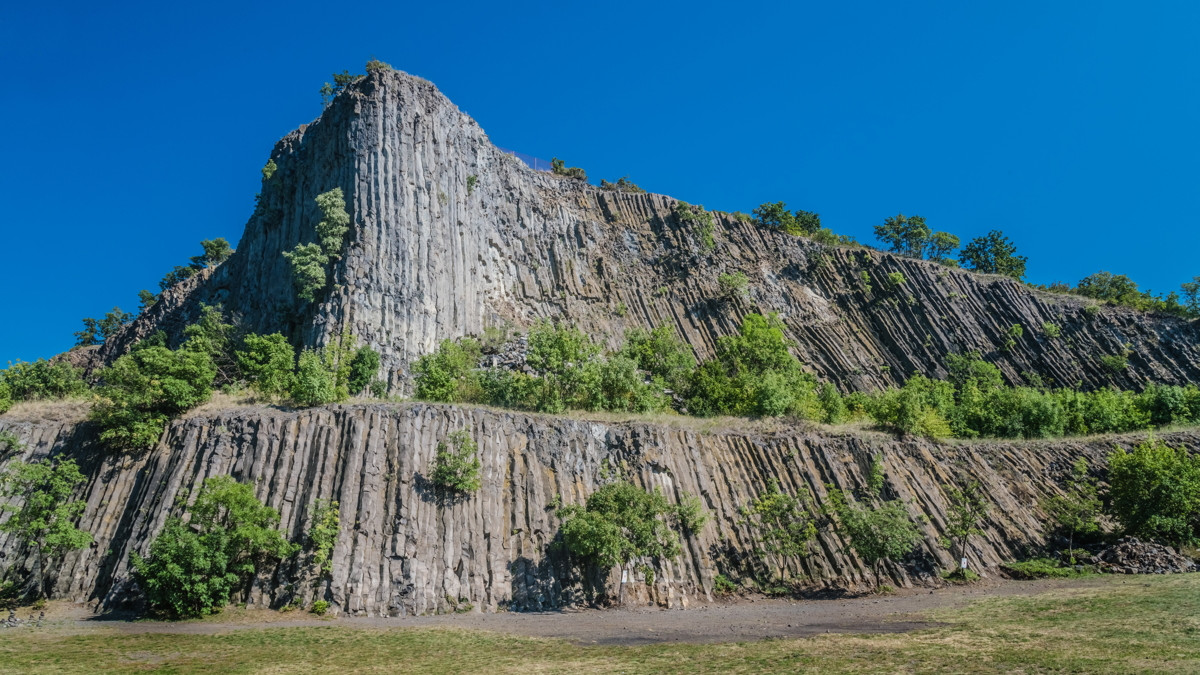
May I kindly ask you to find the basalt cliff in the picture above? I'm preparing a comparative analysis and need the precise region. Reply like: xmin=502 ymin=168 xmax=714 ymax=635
xmin=3 ymin=68 xmax=1199 ymax=615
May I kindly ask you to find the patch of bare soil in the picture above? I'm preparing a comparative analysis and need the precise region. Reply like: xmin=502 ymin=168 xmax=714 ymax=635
xmin=21 ymin=577 xmax=1108 ymax=646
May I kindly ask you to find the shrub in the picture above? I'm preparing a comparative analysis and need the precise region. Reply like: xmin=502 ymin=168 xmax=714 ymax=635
xmin=959 ymin=230 xmax=1027 ymax=279
xmin=236 ymin=333 xmax=295 ymax=397
xmin=290 ymin=348 xmax=340 ymax=407
xmin=525 ymin=321 xmax=604 ymax=413
xmin=1001 ymin=558 xmax=1088 ymax=579
xmin=466 ymin=174 xmax=477 ymax=194
xmin=596 ymin=355 xmax=668 ymax=413
xmin=0 ymin=359 xmax=87 ymax=402
xmin=599 ymin=176 xmax=645 ymax=193
xmin=713 ymin=573 xmax=738 ymax=595
xmin=886 ymin=271 xmax=906 ymax=288
xmin=365 ymin=59 xmax=392 ymax=73
xmin=943 ymin=481 xmax=989 ymax=579
xmin=752 ymin=202 xmax=820 ymax=236
xmin=676 ymin=201 xmax=715 ymax=252
xmin=74 ymin=307 xmax=133 ymax=346
xmin=91 ymin=345 xmax=217 ymax=451
xmin=0 ymin=382 xmax=10 ymax=415
xmin=1100 ymin=354 xmax=1128 ymax=373
xmin=413 ymin=338 xmax=482 ymax=403
xmin=283 ymin=243 xmax=329 ymax=302
xmin=1042 ymin=458 xmax=1102 ymax=555
xmin=874 ymin=213 xmax=930 ymax=258
xmin=558 ymin=481 xmax=691 ymax=571
xmin=0 ymin=457 xmax=92 ymax=599
xmin=307 ymin=499 xmax=339 ymax=578
xmin=347 ymin=345 xmax=381 ymax=395
xmin=283 ymin=188 xmax=351 ymax=302
xmin=130 ymin=476 xmax=297 ymax=619
xmin=1001 ymin=324 xmax=1024 ymax=352
xmin=1107 ymin=438 xmax=1200 ymax=546
xmin=550 ymin=158 xmax=587 ymax=181
xmin=741 ymin=479 xmax=817 ymax=559
xmin=827 ymin=489 xmax=922 ymax=580
xmin=620 ymin=325 xmax=696 ymax=393
xmin=262 ymin=159 xmax=277 ymax=181
xmin=311 ymin=600 xmax=330 ymax=615
xmin=1042 ymin=322 xmax=1062 ymax=338
xmin=189 ymin=238 xmax=233 ymax=269
xmin=431 ymin=430 xmax=481 ymax=494
xmin=717 ymin=272 xmax=749 ymax=300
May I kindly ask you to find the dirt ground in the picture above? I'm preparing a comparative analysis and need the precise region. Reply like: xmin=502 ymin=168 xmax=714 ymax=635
xmin=16 ymin=577 xmax=1108 ymax=647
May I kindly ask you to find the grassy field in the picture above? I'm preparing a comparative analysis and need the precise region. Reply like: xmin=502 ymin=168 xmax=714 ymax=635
xmin=1 ymin=575 xmax=1197 ymax=674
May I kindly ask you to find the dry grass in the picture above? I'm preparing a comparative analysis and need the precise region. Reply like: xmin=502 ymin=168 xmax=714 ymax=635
xmin=0 ymin=573 xmax=1196 ymax=673
xmin=0 ymin=398 xmax=92 ymax=424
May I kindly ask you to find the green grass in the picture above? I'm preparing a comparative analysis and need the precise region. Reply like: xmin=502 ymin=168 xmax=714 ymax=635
xmin=1003 ymin=558 xmax=1095 ymax=579
xmin=0 ymin=575 xmax=1197 ymax=673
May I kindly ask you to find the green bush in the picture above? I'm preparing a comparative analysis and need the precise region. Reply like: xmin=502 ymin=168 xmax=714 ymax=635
xmin=347 ymin=345 xmax=381 ymax=395
xmin=1100 ymin=354 xmax=1128 ymax=373
xmin=1042 ymin=322 xmax=1062 ymax=338
xmin=0 ymin=457 xmax=92 ymax=599
xmin=596 ymin=354 xmax=668 ymax=414
xmin=130 ymin=475 xmax=297 ymax=618
xmin=283 ymin=188 xmax=350 ymax=302
xmin=620 ymin=325 xmax=696 ymax=393
xmin=307 ymin=499 xmax=339 ymax=578
xmin=717 ymin=272 xmax=749 ymax=300
xmin=236 ymin=333 xmax=295 ymax=397
xmin=559 ymin=481 xmax=696 ymax=571
xmin=74 ymin=307 xmax=133 ymax=347
xmin=827 ymin=488 xmax=922 ymax=579
xmin=0 ymin=381 xmax=10 ymax=414
xmin=675 ymin=201 xmax=716 ymax=252
xmin=550 ymin=158 xmax=587 ymax=181
xmin=1001 ymin=558 xmax=1088 ymax=579
xmin=262 ymin=159 xmax=277 ymax=181
xmin=752 ymin=202 xmax=820 ymax=236
xmin=525 ymin=321 xmax=604 ymax=413
xmin=1107 ymin=438 xmax=1200 ymax=546
xmin=599 ymin=176 xmax=645 ymax=193
xmin=290 ymin=348 xmax=340 ymax=407
xmin=0 ymin=359 xmax=87 ymax=402
xmin=713 ymin=573 xmax=738 ymax=595
xmin=310 ymin=599 xmax=330 ymax=615
xmin=413 ymin=338 xmax=482 ymax=403
xmin=740 ymin=479 xmax=817 ymax=559
xmin=91 ymin=345 xmax=217 ymax=451
xmin=283 ymin=243 xmax=328 ymax=302
xmin=431 ymin=430 xmax=481 ymax=495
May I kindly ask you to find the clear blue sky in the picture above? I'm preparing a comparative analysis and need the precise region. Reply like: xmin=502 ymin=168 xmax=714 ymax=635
xmin=2 ymin=1 xmax=1197 ymax=363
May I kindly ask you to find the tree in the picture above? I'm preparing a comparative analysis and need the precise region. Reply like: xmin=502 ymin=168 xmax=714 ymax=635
xmin=1107 ymin=438 xmax=1200 ymax=546
xmin=1075 ymin=271 xmax=1140 ymax=304
xmin=943 ymin=481 xmax=989 ymax=578
xmin=412 ymin=338 xmax=483 ymax=403
xmin=620 ymin=325 xmax=696 ymax=393
xmin=137 ymin=289 xmax=157 ymax=314
xmin=90 ymin=345 xmax=217 ymax=451
xmin=925 ymin=231 xmax=960 ymax=262
xmin=740 ymin=479 xmax=818 ymax=560
xmin=751 ymin=202 xmax=821 ymax=236
xmin=282 ymin=243 xmax=328 ymax=301
xmin=717 ymin=272 xmax=750 ymax=300
xmin=559 ymin=481 xmax=692 ymax=576
xmin=74 ymin=307 xmax=133 ymax=346
xmin=347 ymin=345 xmax=380 ymax=395
xmin=314 ymin=188 xmax=350 ymax=259
xmin=159 ymin=265 xmax=197 ymax=291
xmin=1182 ymin=276 xmax=1200 ymax=315
xmin=1042 ymin=458 xmax=1101 ymax=560
xmin=874 ymin=213 xmax=930 ymax=258
xmin=189 ymin=238 xmax=233 ymax=269
xmin=282 ymin=188 xmax=351 ymax=301
xmin=430 ymin=430 xmax=481 ymax=495
xmin=1 ymin=359 xmax=87 ymax=402
xmin=307 ymin=499 xmax=340 ymax=578
xmin=130 ymin=475 xmax=297 ymax=618
xmin=235 ymin=333 xmax=295 ymax=397
xmin=289 ymin=348 xmax=340 ymax=407
xmin=828 ymin=489 xmax=922 ymax=582
xmin=959 ymin=230 xmax=1027 ymax=279
xmin=550 ymin=158 xmax=587 ymax=181
xmin=0 ymin=457 xmax=92 ymax=599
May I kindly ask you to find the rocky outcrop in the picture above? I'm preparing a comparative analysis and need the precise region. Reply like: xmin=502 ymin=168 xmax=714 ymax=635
xmin=2 ymin=405 xmax=1195 ymax=615
xmin=92 ymin=68 xmax=1200 ymax=394
xmin=1095 ymin=537 xmax=1199 ymax=575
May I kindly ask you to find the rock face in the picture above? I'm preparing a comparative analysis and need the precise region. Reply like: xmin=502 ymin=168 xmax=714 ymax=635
xmin=1 ymin=407 xmax=1195 ymax=615
xmin=1096 ymin=537 xmax=1199 ymax=575
xmin=96 ymin=68 xmax=1200 ymax=394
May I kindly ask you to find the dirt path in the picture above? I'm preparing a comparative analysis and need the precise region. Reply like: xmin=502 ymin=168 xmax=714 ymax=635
xmin=26 ymin=577 xmax=1107 ymax=646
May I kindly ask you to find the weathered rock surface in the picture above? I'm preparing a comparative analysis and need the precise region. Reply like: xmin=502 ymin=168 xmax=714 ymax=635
xmin=2 ymin=406 xmax=1195 ymax=615
xmin=95 ymin=68 xmax=1200 ymax=394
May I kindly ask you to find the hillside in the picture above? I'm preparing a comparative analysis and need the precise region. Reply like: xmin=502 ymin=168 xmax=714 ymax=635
xmin=96 ymin=67 xmax=1200 ymax=394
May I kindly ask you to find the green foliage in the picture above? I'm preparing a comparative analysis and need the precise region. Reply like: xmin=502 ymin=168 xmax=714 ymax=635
xmin=282 ymin=243 xmax=328 ymax=301
xmin=620 ymin=325 xmax=696 ymax=393
xmin=261 ymin=159 xmax=277 ymax=181
xmin=0 ymin=457 xmax=92 ymax=598
xmin=1106 ymin=437 xmax=1200 ymax=546
xmin=525 ymin=321 xmax=603 ymax=413
xmin=347 ymin=345 xmax=380 ymax=395
xmin=310 ymin=599 xmax=330 ymax=615
xmin=859 ymin=270 xmax=873 ymax=294
xmin=235 ymin=333 xmax=296 ymax=397
xmin=874 ymin=213 xmax=930 ymax=258
xmin=91 ymin=345 xmax=217 ymax=451
xmin=550 ymin=157 xmax=587 ymax=181
xmin=1042 ymin=458 xmax=1102 ymax=555
xmin=886 ymin=271 xmax=907 ymax=288
xmin=413 ymin=338 xmax=483 ymax=403
xmin=1002 ymin=558 xmax=1091 ymax=579
xmin=740 ymin=479 xmax=817 ymax=558
xmin=431 ymin=430 xmax=481 ymax=495
xmin=137 ymin=289 xmax=158 ymax=314
xmin=131 ymin=476 xmax=297 ymax=618
xmin=190 ymin=238 xmax=233 ymax=269
xmin=675 ymin=201 xmax=716 ymax=252
xmin=712 ymin=573 xmax=738 ymax=595
xmin=0 ymin=383 xmax=11 ymax=415
xmin=466 ymin=174 xmax=477 ymax=194
xmin=307 ymin=499 xmax=339 ymax=578
xmin=1 ymin=359 xmax=87 ymax=402
xmin=158 ymin=265 xmax=197 ymax=291
xmin=959 ymin=230 xmax=1027 ymax=279
xmin=182 ymin=304 xmax=240 ymax=387
xmin=559 ymin=481 xmax=692 ymax=570
xmin=1042 ymin=321 xmax=1062 ymax=338
xmin=364 ymin=59 xmax=392 ymax=73
xmin=752 ymin=202 xmax=821 ymax=236
xmin=687 ymin=313 xmax=820 ymax=419
xmin=1001 ymin=323 xmax=1024 ymax=352
xmin=717 ymin=271 xmax=749 ymax=300
xmin=864 ymin=375 xmax=955 ymax=439
xmin=943 ymin=481 xmax=989 ymax=578
xmin=599 ymin=176 xmax=645 ymax=193
xmin=675 ymin=494 xmax=709 ymax=535
xmin=74 ymin=307 xmax=133 ymax=346
xmin=1100 ymin=353 xmax=1128 ymax=373
xmin=314 ymin=188 xmax=350 ymax=259
xmin=827 ymin=489 xmax=922 ymax=577
xmin=925 ymin=231 xmax=960 ymax=262
xmin=289 ymin=347 xmax=342 ymax=407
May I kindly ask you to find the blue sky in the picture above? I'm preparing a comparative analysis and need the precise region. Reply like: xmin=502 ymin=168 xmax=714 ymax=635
xmin=1 ymin=1 xmax=1197 ymax=363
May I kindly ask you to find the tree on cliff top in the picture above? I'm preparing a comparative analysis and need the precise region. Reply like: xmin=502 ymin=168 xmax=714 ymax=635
xmin=959 ymin=230 xmax=1028 ymax=280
